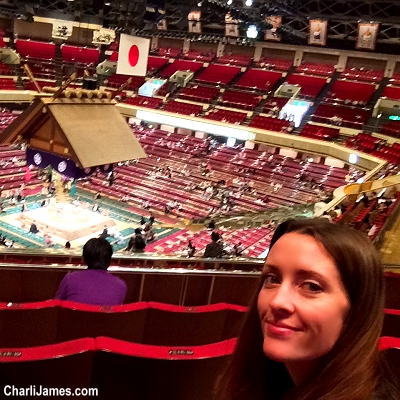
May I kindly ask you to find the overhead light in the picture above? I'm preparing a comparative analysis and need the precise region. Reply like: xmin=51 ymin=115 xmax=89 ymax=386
xmin=246 ymin=24 xmax=258 ymax=38
xmin=245 ymin=0 xmax=252 ymax=6
xmin=227 ymin=0 xmax=232 ymax=4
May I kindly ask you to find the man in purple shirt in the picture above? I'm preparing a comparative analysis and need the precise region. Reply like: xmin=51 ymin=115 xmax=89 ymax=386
xmin=55 ymin=238 xmax=127 ymax=306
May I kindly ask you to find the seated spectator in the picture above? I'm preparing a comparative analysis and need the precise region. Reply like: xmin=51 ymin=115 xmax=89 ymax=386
xmin=186 ymin=240 xmax=196 ymax=257
xmin=55 ymin=238 xmax=127 ymax=306
xmin=28 ymin=221 xmax=39 ymax=235
xmin=125 ymin=228 xmax=146 ymax=253
xmin=204 ymin=232 xmax=224 ymax=258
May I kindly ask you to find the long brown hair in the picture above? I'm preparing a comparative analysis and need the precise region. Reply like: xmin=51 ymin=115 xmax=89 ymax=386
xmin=214 ymin=219 xmax=397 ymax=400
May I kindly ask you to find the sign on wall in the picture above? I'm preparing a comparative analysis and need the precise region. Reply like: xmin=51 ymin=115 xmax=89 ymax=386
xmin=188 ymin=11 xmax=202 ymax=34
xmin=308 ymin=20 xmax=328 ymax=46
xmin=51 ymin=20 xmax=73 ymax=40
xmin=92 ymin=28 xmax=116 ymax=46
xmin=356 ymin=23 xmax=379 ymax=51
xmin=225 ymin=13 xmax=239 ymax=37
xmin=264 ymin=16 xmax=282 ymax=41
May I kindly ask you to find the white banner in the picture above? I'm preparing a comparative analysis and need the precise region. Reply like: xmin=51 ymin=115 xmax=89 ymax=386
xmin=52 ymin=20 xmax=73 ymax=40
xmin=92 ymin=28 xmax=116 ymax=46
xmin=116 ymin=34 xmax=150 ymax=77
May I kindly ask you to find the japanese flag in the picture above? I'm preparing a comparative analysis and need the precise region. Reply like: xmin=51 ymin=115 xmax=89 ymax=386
xmin=116 ymin=34 xmax=150 ymax=76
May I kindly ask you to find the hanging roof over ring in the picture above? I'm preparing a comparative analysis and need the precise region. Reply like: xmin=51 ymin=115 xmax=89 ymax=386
xmin=0 ymin=94 xmax=147 ymax=169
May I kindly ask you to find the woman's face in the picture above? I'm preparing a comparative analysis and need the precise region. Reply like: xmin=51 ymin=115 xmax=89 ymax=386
xmin=258 ymin=232 xmax=350 ymax=365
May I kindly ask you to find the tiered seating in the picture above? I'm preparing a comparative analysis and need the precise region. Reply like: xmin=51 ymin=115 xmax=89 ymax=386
xmin=178 ymin=85 xmax=220 ymax=103
xmin=0 ymin=60 xmax=12 ymax=75
xmin=345 ymin=132 xmax=382 ymax=153
xmin=154 ymin=47 xmax=181 ymax=58
xmin=220 ymin=90 xmax=262 ymax=110
xmin=379 ymin=336 xmax=400 ymax=377
xmin=24 ymin=80 xmax=56 ymax=91
xmin=312 ymin=104 xmax=370 ymax=129
xmin=263 ymin=97 xmax=288 ymax=113
xmin=325 ymin=79 xmax=375 ymax=105
xmin=60 ymin=45 xmax=100 ymax=65
xmin=382 ymin=85 xmax=400 ymax=101
xmin=300 ymin=124 xmax=340 ymax=141
xmin=341 ymin=68 xmax=384 ymax=83
xmin=216 ymin=54 xmax=252 ymax=67
xmin=381 ymin=121 xmax=400 ymax=138
xmin=285 ymin=74 xmax=327 ymax=99
xmin=249 ymin=115 xmax=290 ymax=132
xmin=389 ymin=73 xmax=400 ymax=86
xmin=160 ymin=60 xmax=203 ymax=78
xmin=163 ymin=100 xmax=203 ymax=116
xmin=196 ymin=64 xmax=241 ymax=85
xmin=236 ymin=69 xmax=282 ymax=91
xmin=124 ymin=96 xmax=163 ymax=109
xmin=0 ymin=78 xmax=16 ymax=90
xmin=204 ymin=108 xmax=247 ymax=124
xmin=256 ymin=57 xmax=293 ymax=71
xmin=23 ymin=60 xmax=55 ymax=80
xmin=296 ymin=62 xmax=335 ymax=77
xmin=106 ymin=74 xmax=146 ymax=91
xmin=0 ymin=110 xmax=18 ymax=133
xmin=183 ymin=50 xmax=215 ymax=62
xmin=15 ymin=39 xmax=56 ymax=60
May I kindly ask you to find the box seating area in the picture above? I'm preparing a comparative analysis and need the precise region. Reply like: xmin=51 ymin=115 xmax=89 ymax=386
xmin=178 ymin=85 xmax=220 ymax=103
xmin=263 ymin=97 xmax=288 ymax=113
xmin=196 ymin=64 xmax=241 ymax=85
xmin=256 ymin=57 xmax=293 ymax=71
xmin=220 ymin=90 xmax=262 ymax=110
xmin=208 ymin=146 xmax=352 ymax=192
xmin=382 ymin=85 xmax=400 ymax=100
xmin=0 ymin=111 xmax=18 ymax=133
xmin=325 ymin=79 xmax=375 ymax=105
xmin=106 ymin=74 xmax=146 ymax=91
xmin=124 ymin=95 xmax=163 ymax=109
xmin=381 ymin=121 xmax=400 ymax=138
xmin=183 ymin=50 xmax=215 ymax=62
xmin=204 ymin=108 xmax=247 ymax=124
xmin=163 ymin=100 xmax=203 ymax=116
xmin=147 ymin=226 xmax=273 ymax=257
xmin=249 ymin=115 xmax=291 ymax=132
xmin=60 ymin=45 xmax=100 ymax=66
xmin=235 ymin=69 xmax=282 ymax=91
xmin=285 ymin=74 xmax=327 ymax=99
xmin=0 ymin=78 xmax=16 ymax=90
xmin=346 ymin=133 xmax=400 ymax=164
xmin=341 ymin=68 xmax=384 ymax=83
xmin=312 ymin=104 xmax=370 ymax=129
xmin=0 ymin=336 xmax=235 ymax=400
xmin=300 ymin=123 xmax=340 ymax=141
xmin=296 ymin=62 xmax=335 ymax=77
xmin=15 ymin=39 xmax=56 ymax=60
xmin=336 ymin=193 xmax=400 ymax=239
xmin=216 ymin=54 xmax=252 ymax=67
xmin=160 ymin=59 xmax=203 ymax=78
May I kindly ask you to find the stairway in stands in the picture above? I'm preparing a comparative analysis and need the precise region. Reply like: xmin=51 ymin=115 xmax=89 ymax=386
xmin=54 ymin=44 xmax=63 ymax=86
xmin=293 ymin=71 xmax=342 ymax=134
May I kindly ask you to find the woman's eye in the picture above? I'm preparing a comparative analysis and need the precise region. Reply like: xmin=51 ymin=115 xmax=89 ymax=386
xmin=263 ymin=274 xmax=280 ymax=285
xmin=302 ymin=281 xmax=323 ymax=293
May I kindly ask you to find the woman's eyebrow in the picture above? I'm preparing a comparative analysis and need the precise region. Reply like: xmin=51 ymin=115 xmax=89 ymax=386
xmin=295 ymin=269 xmax=330 ymax=285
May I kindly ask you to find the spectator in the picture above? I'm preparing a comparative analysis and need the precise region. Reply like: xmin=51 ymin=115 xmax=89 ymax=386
xmin=186 ymin=240 xmax=196 ymax=257
xmin=204 ymin=232 xmax=224 ymax=258
xmin=125 ymin=228 xmax=146 ymax=253
xmin=28 ymin=221 xmax=39 ymax=235
xmin=55 ymin=238 xmax=127 ymax=306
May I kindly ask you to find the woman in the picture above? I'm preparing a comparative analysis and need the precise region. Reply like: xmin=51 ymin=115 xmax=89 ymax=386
xmin=214 ymin=218 xmax=400 ymax=400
